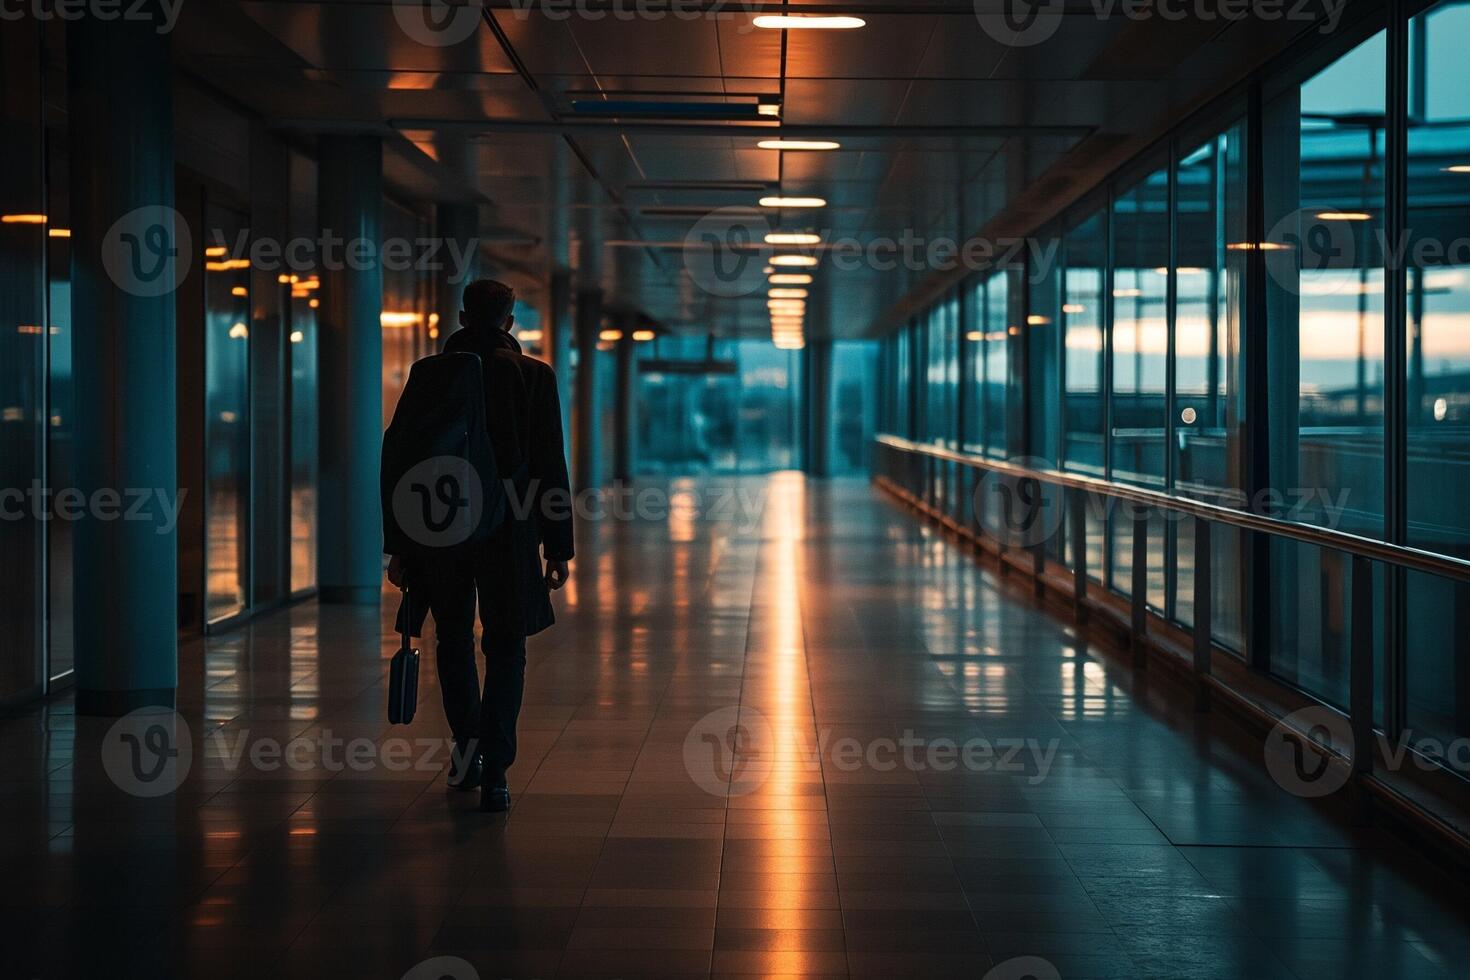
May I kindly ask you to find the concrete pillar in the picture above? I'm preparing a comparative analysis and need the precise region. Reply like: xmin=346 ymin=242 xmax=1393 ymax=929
xmin=612 ymin=319 xmax=637 ymax=483
xmin=317 ymin=136 xmax=383 ymax=604
xmin=805 ymin=339 xmax=833 ymax=477
xmin=68 ymin=11 xmax=178 ymax=713
xmin=548 ymin=266 xmax=574 ymax=436
xmin=572 ymin=286 xmax=602 ymax=491
xmin=434 ymin=201 xmax=480 ymax=350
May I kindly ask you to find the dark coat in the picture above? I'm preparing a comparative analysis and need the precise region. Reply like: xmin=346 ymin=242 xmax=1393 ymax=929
xmin=399 ymin=326 xmax=574 ymax=639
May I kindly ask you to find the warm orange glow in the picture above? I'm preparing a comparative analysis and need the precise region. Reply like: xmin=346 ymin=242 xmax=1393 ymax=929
xmin=770 ymin=254 xmax=818 ymax=267
xmin=768 ymin=288 xmax=808 ymax=299
xmin=518 ymin=329 xmax=544 ymax=343
xmin=289 ymin=330 xmax=304 ymax=344
xmin=48 ymin=228 xmax=71 ymax=238
xmin=757 ymin=139 xmax=840 ymax=151
xmin=760 ymin=196 xmax=826 ymax=208
xmin=381 ymin=311 xmax=423 ymax=328
xmin=632 ymin=329 xmax=656 ymax=342
xmin=231 ymin=286 xmax=248 ymax=297
xmin=228 ymin=323 xmax=249 ymax=340
xmin=1443 ymin=165 xmax=1470 ymax=174
xmin=1 ymin=214 xmax=47 ymax=224
xmin=599 ymin=329 xmax=623 ymax=342
xmin=205 ymin=246 xmax=228 ymax=258
xmin=428 ymin=312 xmax=439 ymax=326
xmin=1026 ymin=315 xmax=1051 ymax=325
xmin=753 ymin=14 xmax=866 ymax=29
xmin=1316 ymin=211 xmax=1371 ymax=221
xmin=765 ymin=232 xmax=821 ymax=245
xmin=1062 ymin=303 xmax=1085 ymax=314
xmin=769 ymin=273 xmax=813 ymax=285
xmin=966 ymin=330 xmax=983 ymax=341
xmin=308 ymin=298 xmax=319 ymax=309
xmin=205 ymin=259 xmax=250 ymax=271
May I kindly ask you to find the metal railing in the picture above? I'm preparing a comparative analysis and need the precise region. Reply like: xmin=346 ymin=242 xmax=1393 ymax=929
xmin=874 ymin=433 xmax=1470 ymax=786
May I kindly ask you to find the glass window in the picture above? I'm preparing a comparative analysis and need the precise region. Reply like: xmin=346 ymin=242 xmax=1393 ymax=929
xmin=1111 ymin=165 xmax=1170 ymax=488
xmin=831 ymin=340 xmax=877 ymax=473
xmin=926 ymin=300 xmax=957 ymax=447
xmin=1028 ymin=239 xmax=1062 ymax=465
xmin=1405 ymin=0 xmax=1470 ymax=771
xmin=1263 ymin=29 xmax=1387 ymax=706
xmin=1174 ymin=123 xmax=1249 ymax=648
xmin=894 ymin=325 xmax=911 ymax=438
xmin=204 ymin=205 xmax=252 ymax=623
xmin=1062 ymin=210 xmax=1106 ymax=477
xmin=1110 ymin=165 xmax=1170 ymax=607
xmin=983 ymin=271 xmax=1011 ymax=456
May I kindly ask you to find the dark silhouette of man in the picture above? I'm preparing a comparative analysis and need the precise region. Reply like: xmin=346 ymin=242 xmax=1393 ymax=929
xmin=387 ymin=279 xmax=573 ymax=812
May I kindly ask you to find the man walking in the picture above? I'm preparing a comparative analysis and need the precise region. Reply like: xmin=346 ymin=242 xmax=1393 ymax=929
xmin=387 ymin=279 xmax=573 ymax=812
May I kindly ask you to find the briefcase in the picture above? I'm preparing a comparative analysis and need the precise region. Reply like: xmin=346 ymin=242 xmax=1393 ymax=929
xmin=388 ymin=589 xmax=419 ymax=725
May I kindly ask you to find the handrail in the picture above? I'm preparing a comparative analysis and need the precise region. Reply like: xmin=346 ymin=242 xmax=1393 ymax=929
xmin=876 ymin=434 xmax=1470 ymax=584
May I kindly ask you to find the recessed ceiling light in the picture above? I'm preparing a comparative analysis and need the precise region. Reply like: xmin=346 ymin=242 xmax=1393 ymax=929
xmin=765 ymin=232 xmax=821 ymax=245
xmin=760 ymin=196 xmax=826 ymax=208
xmin=1316 ymin=211 xmax=1371 ymax=221
xmin=769 ymin=273 xmax=813 ymax=285
xmin=1 ymin=214 xmax=47 ymax=224
xmin=771 ymin=254 xmax=819 ymax=267
xmin=753 ymin=14 xmax=866 ymax=29
xmin=757 ymin=140 xmax=841 ymax=151
xmin=632 ymin=329 xmax=656 ymax=342
xmin=1442 ymin=165 xmax=1470 ymax=173
xmin=769 ymin=288 xmax=809 ymax=299
xmin=599 ymin=329 xmax=623 ymax=342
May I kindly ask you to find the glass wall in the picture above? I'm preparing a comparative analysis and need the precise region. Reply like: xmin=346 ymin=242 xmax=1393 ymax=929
xmin=1174 ymin=122 xmax=1250 ymax=646
xmin=874 ymin=5 xmax=1470 ymax=778
xmin=831 ymin=340 xmax=877 ymax=473
xmin=1404 ymin=0 xmax=1470 ymax=770
xmin=1062 ymin=209 xmax=1107 ymax=477
xmin=1264 ymin=30 xmax=1388 ymax=706
xmin=203 ymin=204 xmax=252 ymax=623
xmin=636 ymin=337 xmax=809 ymax=475
xmin=964 ymin=270 xmax=1011 ymax=456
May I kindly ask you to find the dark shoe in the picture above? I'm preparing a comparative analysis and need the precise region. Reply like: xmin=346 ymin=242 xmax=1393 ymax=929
xmin=479 ymin=776 xmax=510 ymax=812
xmin=447 ymin=739 xmax=483 ymax=791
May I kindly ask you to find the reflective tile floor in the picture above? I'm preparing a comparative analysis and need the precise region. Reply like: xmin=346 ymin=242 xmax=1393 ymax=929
xmin=4 ymin=476 xmax=1468 ymax=979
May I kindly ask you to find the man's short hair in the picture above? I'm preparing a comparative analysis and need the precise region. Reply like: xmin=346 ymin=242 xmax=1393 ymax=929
xmin=462 ymin=279 xmax=516 ymax=328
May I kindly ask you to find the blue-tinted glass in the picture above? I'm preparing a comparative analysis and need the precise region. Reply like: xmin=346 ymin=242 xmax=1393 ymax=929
xmin=204 ymin=206 xmax=251 ymax=622
xmin=1263 ymin=30 xmax=1387 ymax=705
xmin=1173 ymin=124 xmax=1248 ymax=649
xmin=1063 ymin=211 xmax=1106 ymax=477
xmin=1405 ymin=0 xmax=1470 ymax=771
xmin=1111 ymin=166 xmax=1170 ymax=488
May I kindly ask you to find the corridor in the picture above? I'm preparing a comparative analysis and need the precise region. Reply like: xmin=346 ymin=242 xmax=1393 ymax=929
xmin=3 ymin=477 xmax=1466 ymax=979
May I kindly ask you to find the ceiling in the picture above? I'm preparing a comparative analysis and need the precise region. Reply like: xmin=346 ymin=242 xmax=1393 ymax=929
xmin=171 ymin=0 xmax=1340 ymax=338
